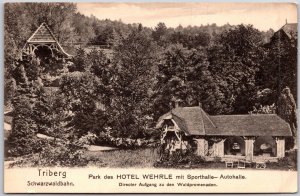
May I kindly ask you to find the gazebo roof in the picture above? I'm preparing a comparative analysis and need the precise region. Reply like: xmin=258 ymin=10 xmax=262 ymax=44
xmin=27 ymin=22 xmax=57 ymax=43
xmin=25 ymin=22 xmax=71 ymax=57
xmin=156 ymin=106 xmax=292 ymax=137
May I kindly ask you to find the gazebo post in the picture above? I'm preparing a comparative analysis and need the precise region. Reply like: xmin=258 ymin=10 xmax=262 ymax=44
xmin=217 ymin=139 xmax=225 ymax=157
xmin=213 ymin=138 xmax=225 ymax=157
xmin=210 ymin=137 xmax=225 ymax=157
xmin=275 ymin=137 xmax=285 ymax=158
xmin=244 ymin=136 xmax=255 ymax=161
xmin=195 ymin=137 xmax=206 ymax=156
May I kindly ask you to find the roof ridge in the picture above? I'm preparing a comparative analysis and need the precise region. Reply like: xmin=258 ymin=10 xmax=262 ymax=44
xmin=26 ymin=23 xmax=71 ymax=57
xmin=200 ymin=108 xmax=217 ymax=128
xmin=281 ymin=22 xmax=298 ymax=29
xmin=199 ymin=109 xmax=206 ymax=134
xmin=170 ymin=111 xmax=189 ymax=134
xmin=170 ymin=111 xmax=183 ymax=122
xmin=211 ymin=113 xmax=277 ymax=117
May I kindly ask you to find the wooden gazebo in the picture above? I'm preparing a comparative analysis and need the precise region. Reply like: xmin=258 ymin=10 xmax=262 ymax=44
xmin=21 ymin=22 xmax=71 ymax=60
xmin=156 ymin=106 xmax=292 ymax=159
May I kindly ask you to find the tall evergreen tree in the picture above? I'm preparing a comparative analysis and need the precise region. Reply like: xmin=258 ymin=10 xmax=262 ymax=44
xmin=109 ymin=28 xmax=159 ymax=138
xmin=277 ymin=87 xmax=297 ymax=136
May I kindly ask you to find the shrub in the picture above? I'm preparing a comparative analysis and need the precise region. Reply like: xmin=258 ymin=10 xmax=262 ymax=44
xmin=7 ymin=136 xmax=47 ymax=157
xmin=7 ymin=94 xmax=41 ymax=157
xmin=37 ymin=142 xmax=88 ymax=167
xmin=154 ymin=150 xmax=205 ymax=168
xmin=95 ymin=131 xmax=159 ymax=149
xmin=213 ymin=156 xmax=222 ymax=163
xmin=277 ymin=150 xmax=297 ymax=170
xmin=180 ymin=154 xmax=205 ymax=165
xmin=77 ymin=132 xmax=98 ymax=145
xmin=9 ymin=141 xmax=89 ymax=167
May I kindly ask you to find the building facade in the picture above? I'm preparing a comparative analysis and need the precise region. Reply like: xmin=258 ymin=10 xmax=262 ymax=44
xmin=156 ymin=106 xmax=292 ymax=160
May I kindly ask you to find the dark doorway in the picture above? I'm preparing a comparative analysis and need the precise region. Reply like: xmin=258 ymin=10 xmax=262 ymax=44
xmin=224 ymin=136 xmax=245 ymax=155
xmin=254 ymin=136 xmax=276 ymax=157
xmin=34 ymin=45 xmax=52 ymax=63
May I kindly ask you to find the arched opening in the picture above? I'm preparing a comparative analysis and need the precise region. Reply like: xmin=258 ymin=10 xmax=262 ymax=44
xmin=33 ymin=45 xmax=65 ymax=77
xmin=34 ymin=45 xmax=52 ymax=61
xmin=254 ymin=136 xmax=276 ymax=157
xmin=224 ymin=136 xmax=245 ymax=156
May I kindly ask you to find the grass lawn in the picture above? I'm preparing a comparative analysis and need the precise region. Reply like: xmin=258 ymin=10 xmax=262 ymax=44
xmin=5 ymin=145 xmax=296 ymax=170
xmin=83 ymin=148 xmax=297 ymax=170
xmin=84 ymin=148 xmax=160 ymax=168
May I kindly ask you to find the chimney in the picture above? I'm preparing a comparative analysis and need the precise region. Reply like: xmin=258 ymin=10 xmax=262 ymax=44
xmin=175 ymin=100 xmax=179 ymax=108
xmin=198 ymin=101 xmax=202 ymax=108
xmin=286 ymin=19 xmax=288 ymax=24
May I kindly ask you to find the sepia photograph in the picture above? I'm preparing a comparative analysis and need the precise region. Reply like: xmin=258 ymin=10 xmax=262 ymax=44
xmin=3 ymin=2 xmax=298 ymax=193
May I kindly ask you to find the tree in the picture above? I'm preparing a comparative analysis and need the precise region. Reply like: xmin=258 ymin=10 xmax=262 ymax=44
xmin=168 ymin=25 xmax=211 ymax=49
xmin=5 ymin=3 xmax=77 ymax=46
xmin=153 ymin=44 xmax=228 ymax=118
xmin=4 ymin=78 xmax=17 ymax=107
xmin=73 ymin=13 xmax=96 ymax=45
xmin=33 ymin=88 xmax=72 ymax=140
xmin=208 ymin=25 xmax=265 ymax=114
xmin=7 ymin=64 xmax=43 ymax=156
xmin=108 ymin=28 xmax=159 ymax=138
xmin=69 ymin=48 xmax=87 ymax=72
xmin=24 ymin=3 xmax=77 ymax=43
xmin=7 ymin=94 xmax=40 ymax=156
xmin=59 ymin=71 xmax=108 ymax=137
xmin=277 ymin=87 xmax=297 ymax=136
xmin=152 ymin=22 xmax=168 ymax=46
xmin=260 ymin=30 xmax=297 ymax=102
xmin=59 ymin=49 xmax=112 ymax=137
xmin=4 ymin=3 xmax=78 ymax=105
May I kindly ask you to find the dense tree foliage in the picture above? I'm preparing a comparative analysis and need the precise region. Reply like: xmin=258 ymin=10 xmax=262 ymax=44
xmin=208 ymin=25 xmax=265 ymax=113
xmin=5 ymin=3 xmax=297 ymax=159
xmin=277 ymin=87 xmax=297 ymax=136
xmin=109 ymin=28 xmax=159 ymax=138
xmin=260 ymin=31 xmax=297 ymax=102
xmin=153 ymin=44 xmax=225 ymax=117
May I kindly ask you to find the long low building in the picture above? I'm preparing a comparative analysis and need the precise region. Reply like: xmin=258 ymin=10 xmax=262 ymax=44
xmin=156 ymin=106 xmax=292 ymax=159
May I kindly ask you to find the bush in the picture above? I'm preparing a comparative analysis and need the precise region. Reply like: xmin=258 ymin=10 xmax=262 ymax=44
xmin=38 ymin=142 xmax=89 ymax=167
xmin=77 ymin=132 xmax=98 ymax=145
xmin=7 ymin=136 xmax=47 ymax=157
xmin=277 ymin=150 xmax=297 ymax=170
xmin=95 ymin=131 xmax=159 ymax=149
xmin=9 ymin=141 xmax=89 ymax=167
xmin=213 ymin=156 xmax=222 ymax=163
xmin=181 ymin=154 xmax=205 ymax=165
xmin=154 ymin=150 xmax=205 ymax=168
xmin=7 ymin=94 xmax=41 ymax=157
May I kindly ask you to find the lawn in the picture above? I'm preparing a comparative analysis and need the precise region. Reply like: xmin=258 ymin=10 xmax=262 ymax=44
xmin=84 ymin=148 xmax=160 ymax=168
xmin=5 ymin=145 xmax=296 ymax=170
xmin=83 ymin=148 xmax=297 ymax=170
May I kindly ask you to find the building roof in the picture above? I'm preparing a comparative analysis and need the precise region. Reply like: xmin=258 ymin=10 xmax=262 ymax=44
xmin=278 ymin=23 xmax=297 ymax=39
xmin=156 ymin=106 xmax=292 ymax=137
xmin=208 ymin=114 xmax=291 ymax=136
xmin=156 ymin=107 xmax=216 ymax=135
xmin=27 ymin=22 xmax=57 ymax=43
xmin=26 ymin=22 xmax=71 ymax=57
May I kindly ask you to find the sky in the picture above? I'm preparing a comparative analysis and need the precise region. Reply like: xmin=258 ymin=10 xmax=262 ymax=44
xmin=77 ymin=3 xmax=297 ymax=31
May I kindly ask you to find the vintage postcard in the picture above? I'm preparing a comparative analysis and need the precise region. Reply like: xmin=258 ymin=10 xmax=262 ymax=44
xmin=3 ymin=2 xmax=298 ymax=193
